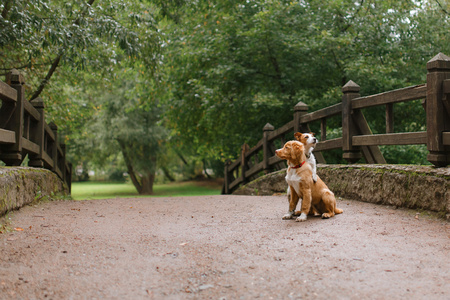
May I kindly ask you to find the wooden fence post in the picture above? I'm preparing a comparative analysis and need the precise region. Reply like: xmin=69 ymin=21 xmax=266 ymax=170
xmin=67 ymin=162 xmax=72 ymax=193
xmin=426 ymin=53 xmax=450 ymax=167
xmin=29 ymin=98 xmax=45 ymax=167
xmin=241 ymin=143 xmax=250 ymax=184
xmin=49 ymin=122 xmax=58 ymax=172
xmin=342 ymin=80 xmax=362 ymax=163
xmin=223 ymin=160 xmax=231 ymax=194
xmin=263 ymin=123 xmax=274 ymax=173
xmin=293 ymin=101 xmax=309 ymax=133
xmin=1 ymin=69 xmax=25 ymax=165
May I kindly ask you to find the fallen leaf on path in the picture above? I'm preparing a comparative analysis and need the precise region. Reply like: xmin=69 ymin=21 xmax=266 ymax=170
xmin=14 ymin=227 xmax=24 ymax=231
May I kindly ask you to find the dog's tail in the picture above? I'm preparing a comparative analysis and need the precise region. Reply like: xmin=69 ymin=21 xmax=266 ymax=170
xmin=335 ymin=207 xmax=343 ymax=214
xmin=331 ymin=190 xmax=343 ymax=214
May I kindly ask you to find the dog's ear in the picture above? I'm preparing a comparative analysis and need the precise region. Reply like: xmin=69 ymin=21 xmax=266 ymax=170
xmin=293 ymin=142 xmax=304 ymax=164
xmin=294 ymin=132 xmax=302 ymax=141
xmin=310 ymin=132 xmax=315 ymax=136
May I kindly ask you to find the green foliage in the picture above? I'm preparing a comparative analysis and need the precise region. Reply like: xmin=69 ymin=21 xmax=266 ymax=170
xmin=161 ymin=0 xmax=450 ymax=165
xmin=2 ymin=0 xmax=449 ymax=184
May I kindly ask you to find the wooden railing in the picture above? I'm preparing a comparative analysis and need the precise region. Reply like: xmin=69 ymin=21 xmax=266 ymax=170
xmin=0 ymin=69 xmax=72 ymax=192
xmin=223 ymin=53 xmax=450 ymax=194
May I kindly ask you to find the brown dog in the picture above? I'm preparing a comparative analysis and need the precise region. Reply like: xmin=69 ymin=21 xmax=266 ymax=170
xmin=275 ymin=140 xmax=343 ymax=222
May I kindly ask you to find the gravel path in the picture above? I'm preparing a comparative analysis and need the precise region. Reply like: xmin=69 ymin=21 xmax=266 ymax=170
xmin=0 ymin=195 xmax=449 ymax=299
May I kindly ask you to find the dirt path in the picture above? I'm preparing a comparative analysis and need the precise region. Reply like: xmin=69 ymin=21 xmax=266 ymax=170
xmin=0 ymin=195 xmax=449 ymax=299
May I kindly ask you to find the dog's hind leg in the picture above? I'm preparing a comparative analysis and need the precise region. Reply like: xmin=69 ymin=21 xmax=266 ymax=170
xmin=321 ymin=190 xmax=338 ymax=219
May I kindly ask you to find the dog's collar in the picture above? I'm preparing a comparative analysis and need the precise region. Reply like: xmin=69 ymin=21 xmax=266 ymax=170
xmin=291 ymin=161 xmax=306 ymax=169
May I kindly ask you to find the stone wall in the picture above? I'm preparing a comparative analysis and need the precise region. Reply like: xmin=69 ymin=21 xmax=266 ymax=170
xmin=0 ymin=167 xmax=68 ymax=216
xmin=233 ymin=164 xmax=450 ymax=215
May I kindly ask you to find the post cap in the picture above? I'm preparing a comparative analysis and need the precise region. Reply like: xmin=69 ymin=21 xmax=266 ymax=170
xmin=427 ymin=52 xmax=450 ymax=71
xmin=30 ymin=97 xmax=45 ymax=109
xmin=342 ymin=80 xmax=360 ymax=93
xmin=294 ymin=101 xmax=308 ymax=112
xmin=263 ymin=123 xmax=275 ymax=131
xmin=6 ymin=69 xmax=25 ymax=84
xmin=49 ymin=122 xmax=58 ymax=130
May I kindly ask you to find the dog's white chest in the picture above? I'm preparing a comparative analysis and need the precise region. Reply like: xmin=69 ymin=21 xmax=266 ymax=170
xmin=285 ymin=169 xmax=302 ymax=196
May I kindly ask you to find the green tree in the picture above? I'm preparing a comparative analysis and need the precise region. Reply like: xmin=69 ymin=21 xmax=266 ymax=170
xmin=88 ymin=68 xmax=167 ymax=194
xmin=0 ymin=0 xmax=160 ymax=101
xmin=161 ymin=0 xmax=450 ymax=165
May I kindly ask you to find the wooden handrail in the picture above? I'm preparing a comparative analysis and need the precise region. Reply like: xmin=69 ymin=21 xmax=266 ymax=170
xmin=223 ymin=53 xmax=450 ymax=194
xmin=0 ymin=70 xmax=72 ymax=192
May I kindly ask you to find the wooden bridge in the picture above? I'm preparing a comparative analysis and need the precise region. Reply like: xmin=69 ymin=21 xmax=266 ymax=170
xmin=223 ymin=53 xmax=450 ymax=194
xmin=0 ymin=70 xmax=71 ymax=191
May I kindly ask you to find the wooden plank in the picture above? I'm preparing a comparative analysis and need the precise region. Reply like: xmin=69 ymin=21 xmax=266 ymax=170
xmin=0 ymin=128 xmax=15 ymax=144
xmin=245 ymin=140 xmax=263 ymax=158
xmin=386 ymin=104 xmax=393 ymax=133
xmin=54 ymin=166 xmax=62 ymax=179
xmin=352 ymin=84 xmax=427 ymax=109
xmin=229 ymin=176 xmax=243 ymax=191
xmin=443 ymin=132 xmax=450 ymax=145
xmin=443 ymin=79 xmax=450 ymax=94
xmin=23 ymin=100 xmax=41 ymax=121
xmin=352 ymin=132 xmax=427 ymax=146
xmin=228 ymin=158 xmax=240 ymax=171
xmin=443 ymin=79 xmax=450 ymax=115
xmin=267 ymin=120 xmax=294 ymax=141
xmin=352 ymin=109 xmax=386 ymax=164
xmin=245 ymin=161 xmax=264 ymax=178
xmin=313 ymin=151 xmax=326 ymax=164
xmin=45 ymin=123 xmax=56 ymax=141
xmin=0 ymin=81 xmax=17 ymax=102
xmin=21 ymin=137 xmax=40 ymax=154
xmin=268 ymin=155 xmax=283 ymax=167
xmin=300 ymin=103 xmax=342 ymax=123
xmin=42 ymin=152 xmax=53 ymax=168
xmin=314 ymin=138 xmax=342 ymax=151
xmin=320 ymin=119 xmax=326 ymax=141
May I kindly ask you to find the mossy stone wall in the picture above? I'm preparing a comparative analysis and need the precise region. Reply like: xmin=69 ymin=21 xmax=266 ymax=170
xmin=0 ymin=167 xmax=68 ymax=216
xmin=233 ymin=164 xmax=450 ymax=215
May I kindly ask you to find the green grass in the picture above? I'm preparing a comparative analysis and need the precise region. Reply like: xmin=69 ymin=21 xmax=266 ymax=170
xmin=71 ymin=180 xmax=223 ymax=200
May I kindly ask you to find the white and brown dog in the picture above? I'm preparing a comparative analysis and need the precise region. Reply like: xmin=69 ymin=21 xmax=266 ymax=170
xmin=286 ymin=132 xmax=318 ymax=202
xmin=275 ymin=140 xmax=343 ymax=222
xmin=294 ymin=132 xmax=317 ymax=182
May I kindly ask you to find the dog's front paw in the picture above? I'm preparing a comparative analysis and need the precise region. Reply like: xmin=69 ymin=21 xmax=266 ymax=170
xmin=282 ymin=212 xmax=294 ymax=220
xmin=296 ymin=213 xmax=308 ymax=222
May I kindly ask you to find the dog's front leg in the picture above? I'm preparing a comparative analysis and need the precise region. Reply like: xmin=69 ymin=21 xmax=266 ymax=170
xmin=283 ymin=186 xmax=299 ymax=220
xmin=296 ymin=188 xmax=311 ymax=222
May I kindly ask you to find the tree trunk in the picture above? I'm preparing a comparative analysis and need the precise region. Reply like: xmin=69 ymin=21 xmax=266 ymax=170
xmin=118 ymin=140 xmax=142 ymax=194
xmin=139 ymin=173 xmax=155 ymax=195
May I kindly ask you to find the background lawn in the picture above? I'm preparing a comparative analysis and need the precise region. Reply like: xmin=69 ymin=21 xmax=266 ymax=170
xmin=71 ymin=180 xmax=223 ymax=200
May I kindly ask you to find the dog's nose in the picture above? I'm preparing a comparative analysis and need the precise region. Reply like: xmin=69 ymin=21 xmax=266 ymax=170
xmin=313 ymin=138 xmax=317 ymax=143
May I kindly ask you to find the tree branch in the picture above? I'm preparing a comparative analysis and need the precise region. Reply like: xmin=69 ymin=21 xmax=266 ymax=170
xmin=434 ymin=0 xmax=449 ymax=15
xmin=29 ymin=0 xmax=97 ymax=100
xmin=29 ymin=53 xmax=62 ymax=100
xmin=1 ymin=0 xmax=13 ymax=19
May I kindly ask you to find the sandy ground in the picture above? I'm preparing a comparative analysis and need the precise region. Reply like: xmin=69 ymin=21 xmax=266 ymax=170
xmin=0 ymin=195 xmax=449 ymax=299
